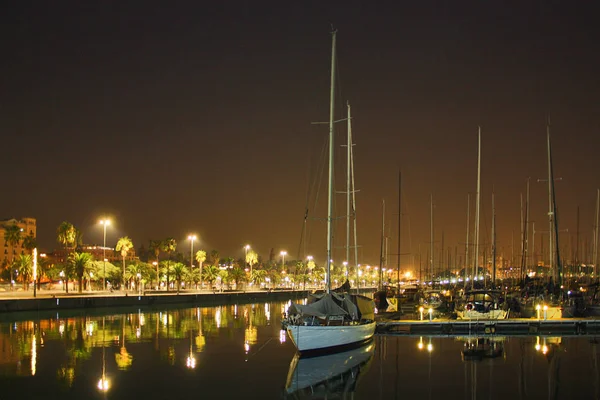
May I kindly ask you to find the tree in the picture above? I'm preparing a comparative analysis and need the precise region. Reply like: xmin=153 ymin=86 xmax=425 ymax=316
xmin=14 ymin=254 xmax=32 ymax=290
xmin=229 ymin=267 xmax=247 ymax=291
xmin=69 ymin=252 xmax=93 ymax=293
xmin=116 ymin=237 xmax=134 ymax=285
xmin=57 ymin=221 xmax=77 ymax=293
xmin=22 ymin=234 xmax=36 ymax=254
xmin=210 ymin=250 xmax=220 ymax=268
xmin=4 ymin=223 xmax=22 ymax=286
xmin=202 ymin=265 xmax=219 ymax=290
xmin=195 ymin=250 xmax=206 ymax=288
xmin=161 ymin=238 xmax=177 ymax=291
xmin=149 ymin=239 xmax=162 ymax=289
xmin=170 ymin=262 xmax=187 ymax=294
xmin=250 ymin=269 xmax=267 ymax=287
xmin=246 ymin=250 xmax=258 ymax=283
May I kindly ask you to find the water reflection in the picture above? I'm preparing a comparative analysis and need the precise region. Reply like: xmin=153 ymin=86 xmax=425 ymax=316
xmin=285 ymin=341 xmax=375 ymax=399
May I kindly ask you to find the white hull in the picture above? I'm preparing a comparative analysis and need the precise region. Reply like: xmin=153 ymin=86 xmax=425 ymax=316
xmin=457 ymin=309 xmax=508 ymax=320
xmin=286 ymin=321 xmax=376 ymax=352
xmin=285 ymin=341 xmax=375 ymax=394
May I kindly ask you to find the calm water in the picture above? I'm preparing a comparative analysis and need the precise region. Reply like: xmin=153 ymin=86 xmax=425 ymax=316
xmin=0 ymin=301 xmax=599 ymax=399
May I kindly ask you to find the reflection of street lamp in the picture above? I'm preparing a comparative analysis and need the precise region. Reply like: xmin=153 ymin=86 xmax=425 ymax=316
xmin=280 ymin=251 xmax=287 ymax=269
xmin=188 ymin=235 xmax=197 ymax=271
xmin=99 ymin=219 xmax=111 ymax=291
xmin=97 ymin=316 xmax=109 ymax=392
xmin=33 ymin=248 xmax=38 ymax=298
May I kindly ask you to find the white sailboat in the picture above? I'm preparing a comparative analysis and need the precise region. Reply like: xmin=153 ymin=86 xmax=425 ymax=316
xmin=284 ymin=30 xmax=376 ymax=354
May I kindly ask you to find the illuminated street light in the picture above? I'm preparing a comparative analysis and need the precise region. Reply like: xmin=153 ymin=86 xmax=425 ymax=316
xmin=99 ymin=219 xmax=111 ymax=291
xmin=280 ymin=251 xmax=287 ymax=270
xmin=188 ymin=235 xmax=197 ymax=272
xmin=33 ymin=248 xmax=37 ymax=298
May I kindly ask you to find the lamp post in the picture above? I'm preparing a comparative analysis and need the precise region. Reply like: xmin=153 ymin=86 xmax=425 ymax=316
xmin=244 ymin=244 xmax=251 ymax=286
xmin=153 ymin=261 xmax=158 ymax=290
xmin=188 ymin=235 xmax=197 ymax=271
xmin=99 ymin=219 xmax=111 ymax=291
xmin=280 ymin=251 xmax=287 ymax=270
xmin=343 ymin=261 xmax=348 ymax=279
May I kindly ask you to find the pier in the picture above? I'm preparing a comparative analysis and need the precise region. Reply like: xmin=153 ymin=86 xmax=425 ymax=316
xmin=376 ymin=318 xmax=600 ymax=336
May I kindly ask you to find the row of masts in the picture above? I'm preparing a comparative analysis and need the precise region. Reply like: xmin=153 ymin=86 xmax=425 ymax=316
xmin=379 ymin=124 xmax=600 ymax=290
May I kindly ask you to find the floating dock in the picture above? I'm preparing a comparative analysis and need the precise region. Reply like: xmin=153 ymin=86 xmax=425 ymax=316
xmin=376 ymin=318 xmax=600 ymax=336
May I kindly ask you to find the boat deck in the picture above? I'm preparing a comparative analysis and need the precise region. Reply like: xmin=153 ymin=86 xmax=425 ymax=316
xmin=376 ymin=318 xmax=600 ymax=336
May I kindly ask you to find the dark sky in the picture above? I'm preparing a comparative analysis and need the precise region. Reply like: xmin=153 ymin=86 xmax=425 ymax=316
xmin=1 ymin=1 xmax=599 ymax=269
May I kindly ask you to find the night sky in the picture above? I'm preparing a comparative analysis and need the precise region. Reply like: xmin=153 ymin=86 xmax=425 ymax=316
xmin=2 ymin=1 xmax=599 ymax=268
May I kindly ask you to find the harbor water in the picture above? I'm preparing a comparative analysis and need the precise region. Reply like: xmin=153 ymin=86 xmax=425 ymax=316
xmin=0 ymin=301 xmax=599 ymax=399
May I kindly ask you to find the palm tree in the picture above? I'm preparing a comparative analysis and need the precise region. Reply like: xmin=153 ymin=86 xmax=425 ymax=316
xmin=116 ymin=237 xmax=134 ymax=287
xmin=161 ymin=238 xmax=177 ymax=291
xmin=250 ymin=269 xmax=267 ymax=287
xmin=229 ymin=266 xmax=246 ymax=291
xmin=4 ymin=223 xmax=22 ymax=287
xmin=246 ymin=250 xmax=258 ymax=284
xmin=14 ymin=254 xmax=32 ymax=290
xmin=57 ymin=222 xmax=77 ymax=290
xmin=22 ymin=234 xmax=36 ymax=254
xmin=210 ymin=250 xmax=220 ymax=268
xmin=69 ymin=252 xmax=93 ymax=293
xmin=170 ymin=262 xmax=187 ymax=294
xmin=149 ymin=240 xmax=162 ymax=289
xmin=202 ymin=265 xmax=219 ymax=290
xmin=195 ymin=250 xmax=206 ymax=289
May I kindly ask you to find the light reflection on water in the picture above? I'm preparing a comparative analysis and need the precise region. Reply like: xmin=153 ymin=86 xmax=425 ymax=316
xmin=0 ymin=304 xmax=599 ymax=399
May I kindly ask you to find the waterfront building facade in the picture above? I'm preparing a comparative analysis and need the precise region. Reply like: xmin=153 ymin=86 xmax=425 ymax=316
xmin=0 ymin=217 xmax=36 ymax=266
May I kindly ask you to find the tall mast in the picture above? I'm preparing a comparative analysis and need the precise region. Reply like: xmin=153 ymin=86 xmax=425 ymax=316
xmin=473 ymin=127 xmax=481 ymax=290
xmin=464 ymin=194 xmax=470 ymax=289
xmin=546 ymin=123 xmax=554 ymax=283
xmin=349 ymin=104 xmax=360 ymax=291
xmin=430 ymin=194 xmax=434 ymax=282
xmin=397 ymin=170 xmax=402 ymax=289
xmin=346 ymin=102 xmax=351 ymax=274
xmin=379 ymin=199 xmax=386 ymax=290
xmin=532 ymin=222 xmax=536 ymax=274
xmin=594 ymin=189 xmax=599 ymax=279
xmin=492 ymin=189 xmax=496 ymax=286
xmin=525 ymin=178 xmax=530 ymax=280
xmin=325 ymin=30 xmax=337 ymax=294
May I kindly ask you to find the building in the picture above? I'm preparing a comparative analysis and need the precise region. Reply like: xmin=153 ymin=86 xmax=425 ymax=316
xmin=0 ymin=217 xmax=36 ymax=266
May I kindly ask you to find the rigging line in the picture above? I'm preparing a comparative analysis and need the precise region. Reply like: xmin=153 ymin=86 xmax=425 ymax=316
xmin=245 ymin=337 xmax=274 ymax=361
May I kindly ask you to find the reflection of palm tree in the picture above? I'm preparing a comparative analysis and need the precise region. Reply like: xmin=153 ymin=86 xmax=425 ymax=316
xmin=115 ymin=315 xmax=132 ymax=370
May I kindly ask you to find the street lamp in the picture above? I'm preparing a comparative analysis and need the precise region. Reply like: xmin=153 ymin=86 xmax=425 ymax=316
xmin=343 ymin=261 xmax=348 ymax=279
xmin=153 ymin=261 xmax=158 ymax=290
xmin=188 ymin=235 xmax=197 ymax=271
xmin=99 ymin=219 xmax=111 ymax=291
xmin=280 ymin=251 xmax=287 ymax=270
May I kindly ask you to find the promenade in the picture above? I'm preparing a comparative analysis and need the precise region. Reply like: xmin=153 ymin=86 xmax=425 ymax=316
xmin=0 ymin=287 xmax=313 ymax=314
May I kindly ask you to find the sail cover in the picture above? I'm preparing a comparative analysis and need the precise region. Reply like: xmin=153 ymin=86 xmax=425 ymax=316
xmin=289 ymin=293 xmax=357 ymax=319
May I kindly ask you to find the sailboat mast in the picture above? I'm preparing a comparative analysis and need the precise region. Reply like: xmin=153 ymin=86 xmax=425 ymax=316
xmin=525 ymin=178 xmax=530 ymax=280
xmin=397 ymin=170 xmax=402 ymax=288
xmin=492 ymin=190 xmax=496 ymax=285
xmin=346 ymin=102 xmax=351 ymax=273
xmin=594 ymin=188 xmax=599 ymax=278
xmin=464 ymin=194 xmax=470 ymax=289
xmin=379 ymin=199 xmax=386 ymax=290
xmin=430 ymin=194 xmax=434 ymax=282
xmin=473 ymin=127 xmax=481 ymax=290
xmin=349 ymin=104 xmax=360 ymax=291
xmin=325 ymin=30 xmax=337 ymax=294
xmin=547 ymin=124 xmax=554 ymax=283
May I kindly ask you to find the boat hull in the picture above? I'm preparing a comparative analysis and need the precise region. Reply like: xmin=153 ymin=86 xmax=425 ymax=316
xmin=286 ymin=321 xmax=376 ymax=353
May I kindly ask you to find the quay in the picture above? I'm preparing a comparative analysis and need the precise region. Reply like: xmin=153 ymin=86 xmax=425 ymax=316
xmin=376 ymin=318 xmax=600 ymax=336
xmin=0 ymin=289 xmax=311 ymax=314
